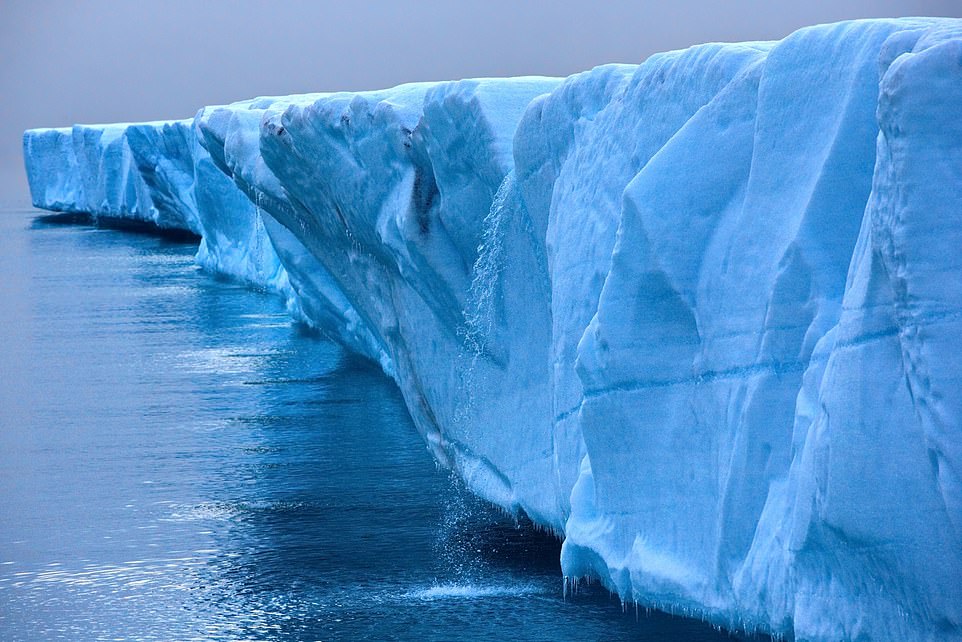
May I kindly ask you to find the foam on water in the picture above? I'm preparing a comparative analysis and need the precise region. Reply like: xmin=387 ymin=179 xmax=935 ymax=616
xmin=405 ymin=582 xmax=544 ymax=601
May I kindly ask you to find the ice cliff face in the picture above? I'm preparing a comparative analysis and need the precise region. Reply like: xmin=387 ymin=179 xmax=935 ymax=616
xmin=22 ymin=18 xmax=962 ymax=641
xmin=22 ymin=122 xmax=198 ymax=233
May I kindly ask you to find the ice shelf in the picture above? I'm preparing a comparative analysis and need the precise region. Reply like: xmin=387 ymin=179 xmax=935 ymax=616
xmin=23 ymin=18 xmax=962 ymax=641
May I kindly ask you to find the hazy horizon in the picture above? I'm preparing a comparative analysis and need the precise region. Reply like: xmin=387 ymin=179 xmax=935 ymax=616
xmin=3 ymin=0 xmax=961 ymax=205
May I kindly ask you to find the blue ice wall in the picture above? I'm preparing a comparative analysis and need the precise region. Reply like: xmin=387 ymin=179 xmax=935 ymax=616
xmin=23 ymin=18 xmax=962 ymax=641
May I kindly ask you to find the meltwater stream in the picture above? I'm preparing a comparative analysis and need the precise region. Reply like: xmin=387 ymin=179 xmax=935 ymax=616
xmin=0 ymin=209 xmax=757 ymax=641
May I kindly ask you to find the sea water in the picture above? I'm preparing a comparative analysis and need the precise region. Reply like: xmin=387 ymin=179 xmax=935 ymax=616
xmin=0 ymin=209 xmax=759 ymax=640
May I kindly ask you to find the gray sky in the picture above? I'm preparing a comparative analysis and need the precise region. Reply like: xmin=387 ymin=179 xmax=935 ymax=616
xmin=2 ymin=0 xmax=960 ymax=206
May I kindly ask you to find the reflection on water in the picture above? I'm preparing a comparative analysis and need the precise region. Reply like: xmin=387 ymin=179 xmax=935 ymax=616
xmin=0 ymin=210 xmax=757 ymax=641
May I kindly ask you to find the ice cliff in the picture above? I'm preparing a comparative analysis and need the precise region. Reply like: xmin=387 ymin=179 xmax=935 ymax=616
xmin=22 ymin=18 xmax=962 ymax=641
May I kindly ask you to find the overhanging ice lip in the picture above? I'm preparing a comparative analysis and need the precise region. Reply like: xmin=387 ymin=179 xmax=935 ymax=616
xmin=21 ymin=17 xmax=962 ymax=641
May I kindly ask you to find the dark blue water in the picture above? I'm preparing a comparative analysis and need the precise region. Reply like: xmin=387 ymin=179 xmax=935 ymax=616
xmin=0 ymin=209 xmax=756 ymax=641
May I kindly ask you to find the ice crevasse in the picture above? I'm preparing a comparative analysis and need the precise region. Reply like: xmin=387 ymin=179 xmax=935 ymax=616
xmin=22 ymin=18 xmax=962 ymax=641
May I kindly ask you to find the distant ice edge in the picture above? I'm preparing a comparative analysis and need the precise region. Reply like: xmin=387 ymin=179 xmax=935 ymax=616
xmin=22 ymin=18 xmax=962 ymax=641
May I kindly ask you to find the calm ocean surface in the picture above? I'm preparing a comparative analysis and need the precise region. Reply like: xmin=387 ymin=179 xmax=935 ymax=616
xmin=0 ymin=209 xmax=757 ymax=641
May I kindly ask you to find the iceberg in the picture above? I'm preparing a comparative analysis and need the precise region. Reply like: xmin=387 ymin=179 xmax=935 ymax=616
xmin=22 ymin=18 xmax=962 ymax=641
